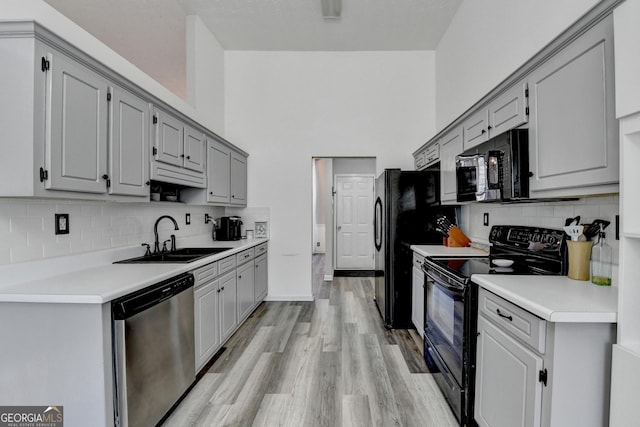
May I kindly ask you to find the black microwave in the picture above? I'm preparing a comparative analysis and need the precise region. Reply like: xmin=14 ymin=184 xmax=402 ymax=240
xmin=455 ymin=129 xmax=529 ymax=202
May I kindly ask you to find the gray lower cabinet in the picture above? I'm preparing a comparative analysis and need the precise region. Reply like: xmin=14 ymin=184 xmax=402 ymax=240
xmin=219 ymin=270 xmax=238 ymax=343
xmin=194 ymin=278 xmax=220 ymax=372
xmin=411 ymin=254 xmax=425 ymax=338
xmin=527 ymin=15 xmax=618 ymax=197
xmin=474 ymin=288 xmax=615 ymax=427
xmin=237 ymin=260 xmax=255 ymax=322
xmin=254 ymin=253 xmax=268 ymax=302
xmin=46 ymin=47 xmax=110 ymax=194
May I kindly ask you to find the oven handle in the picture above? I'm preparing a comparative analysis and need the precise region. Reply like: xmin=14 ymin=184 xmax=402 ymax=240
xmin=424 ymin=270 xmax=465 ymax=293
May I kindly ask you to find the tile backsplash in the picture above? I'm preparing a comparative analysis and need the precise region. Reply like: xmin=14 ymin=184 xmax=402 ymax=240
xmin=0 ymin=198 xmax=225 ymax=266
xmin=460 ymin=195 xmax=620 ymax=264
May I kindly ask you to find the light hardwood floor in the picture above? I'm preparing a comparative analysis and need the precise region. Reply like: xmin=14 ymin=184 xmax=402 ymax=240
xmin=164 ymin=262 xmax=457 ymax=426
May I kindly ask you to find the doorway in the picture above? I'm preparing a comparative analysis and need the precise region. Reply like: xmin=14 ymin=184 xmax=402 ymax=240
xmin=312 ymin=157 xmax=376 ymax=294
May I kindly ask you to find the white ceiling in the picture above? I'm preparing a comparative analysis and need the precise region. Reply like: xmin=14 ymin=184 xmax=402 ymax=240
xmin=43 ymin=0 xmax=462 ymax=98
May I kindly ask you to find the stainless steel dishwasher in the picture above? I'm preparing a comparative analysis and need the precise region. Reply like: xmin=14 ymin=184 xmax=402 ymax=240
xmin=112 ymin=273 xmax=195 ymax=427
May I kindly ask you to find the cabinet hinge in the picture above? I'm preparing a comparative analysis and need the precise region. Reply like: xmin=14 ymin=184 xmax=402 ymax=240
xmin=39 ymin=167 xmax=48 ymax=182
xmin=107 ymin=92 xmax=112 ymax=102
xmin=538 ymin=368 xmax=548 ymax=386
xmin=153 ymin=115 xmax=158 ymax=125
xmin=525 ymin=106 xmax=530 ymax=116
xmin=40 ymin=57 xmax=50 ymax=72
xmin=525 ymin=88 xmax=529 ymax=98
xmin=152 ymin=147 xmax=158 ymax=156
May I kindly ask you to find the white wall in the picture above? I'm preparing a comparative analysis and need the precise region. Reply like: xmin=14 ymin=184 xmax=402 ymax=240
xmin=186 ymin=15 xmax=226 ymax=135
xmin=225 ymin=51 xmax=436 ymax=299
xmin=435 ymin=0 xmax=599 ymax=130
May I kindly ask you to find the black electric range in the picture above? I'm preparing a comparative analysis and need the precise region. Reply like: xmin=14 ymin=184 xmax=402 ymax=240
xmin=421 ymin=225 xmax=567 ymax=426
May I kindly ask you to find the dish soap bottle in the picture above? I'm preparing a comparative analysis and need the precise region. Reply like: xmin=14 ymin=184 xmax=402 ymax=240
xmin=591 ymin=224 xmax=612 ymax=286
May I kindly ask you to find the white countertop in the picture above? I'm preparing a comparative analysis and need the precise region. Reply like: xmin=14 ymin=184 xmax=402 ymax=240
xmin=0 ymin=238 xmax=268 ymax=304
xmin=410 ymin=244 xmax=489 ymax=258
xmin=472 ymin=274 xmax=618 ymax=323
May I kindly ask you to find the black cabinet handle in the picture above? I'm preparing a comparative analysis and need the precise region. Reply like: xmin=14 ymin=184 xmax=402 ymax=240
xmin=221 ymin=286 xmax=225 ymax=291
xmin=217 ymin=289 xmax=221 ymax=293
xmin=481 ymin=129 xmax=486 ymax=134
xmin=145 ymin=181 xmax=150 ymax=186
xmin=102 ymin=174 xmax=109 ymax=180
xmin=496 ymin=309 xmax=513 ymax=321
xmin=186 ymin=155 xmax=191 ymax=160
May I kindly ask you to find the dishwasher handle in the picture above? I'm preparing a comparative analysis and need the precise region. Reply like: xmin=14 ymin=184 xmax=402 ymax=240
xmin=112 ymin=273 xmax=194 ymax=320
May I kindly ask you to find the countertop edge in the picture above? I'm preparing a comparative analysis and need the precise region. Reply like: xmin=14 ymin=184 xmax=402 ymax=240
xmin=472 ymin=274 xmax=618 ymax=324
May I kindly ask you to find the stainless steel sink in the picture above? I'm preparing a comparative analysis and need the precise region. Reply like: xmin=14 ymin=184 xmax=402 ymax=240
xmin=115 ymin=247 xmax=232 ymax=264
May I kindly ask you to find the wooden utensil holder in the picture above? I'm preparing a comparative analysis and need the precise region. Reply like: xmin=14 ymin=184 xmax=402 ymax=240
xmin=567 ymin=240 xmax=593 ymax=281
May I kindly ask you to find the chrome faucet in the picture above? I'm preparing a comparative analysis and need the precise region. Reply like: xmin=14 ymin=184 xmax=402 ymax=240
xmin=153 ymin=215 xmax=179 ymax=254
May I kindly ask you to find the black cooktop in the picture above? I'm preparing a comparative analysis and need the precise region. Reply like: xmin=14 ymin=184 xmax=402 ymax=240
xmin=425 ymin=225 xmax=568 ymax=281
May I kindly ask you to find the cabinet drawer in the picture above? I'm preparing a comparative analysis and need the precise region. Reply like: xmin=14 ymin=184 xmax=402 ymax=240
xmin=478 ymin=288 xmax=547 ymax=353
xmin=412 ymin=252 xmax=425 ymax=269
xmin=255 ymin=242 xmax=268 ymax=256
xmin=218 ymin=255 xmax=236 ymax=275
xmin=236 ymin=248 xmax=255 ymax=265
xmin=192 ymin=262 xmax=217 ymax=287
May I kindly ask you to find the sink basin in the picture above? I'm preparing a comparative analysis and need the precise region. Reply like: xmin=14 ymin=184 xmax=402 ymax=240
xmin=115 ymin=247 xmax=233 ymax=264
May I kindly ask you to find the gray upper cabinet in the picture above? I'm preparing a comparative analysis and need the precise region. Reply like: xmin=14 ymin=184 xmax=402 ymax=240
xmin=153 ymin=108 xmax=184 ymax=167
xmin=230 ymin=152 xmax=248 ymax=206
xmin=207 ymin=139 xmax=231 ymax=204
xmin=527 ymin=15 xmax=618 ymax=196
xmin=46 ymin=48 xmax=109 ymax=194
xmin=462 ymin=109 xmax=489 ymax=151
xmin=109 ymin=86 xmax=150 ymax=197
xmin=440 ymin=125 xmax=464 ymax=204
xmin=463 ymin=83 xmax=529 ymax=152
xmin=151 ymin=107 xmax=206 ymax=188
xmin=488 ymin=83 xmax=528 ymax=138
xmin=184 ymin=126 xmax=206 ymax=173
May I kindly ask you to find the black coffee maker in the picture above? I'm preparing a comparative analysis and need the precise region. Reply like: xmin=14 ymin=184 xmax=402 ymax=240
xmin=215 ymin=216 xmax=242 ymax=240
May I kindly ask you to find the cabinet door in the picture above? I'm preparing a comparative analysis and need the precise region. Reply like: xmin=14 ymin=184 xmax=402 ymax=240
xmin=237 ymin=261 xmax=255 ymax=322
xmin=489 ymin=83 xmax=528 ymax=138
xmin=411 ymin=265 xmax=424 ymax=338
xmin=527 ymin=16 xmax=617 ymax=194
xmin=207 ymin=140 xmax=231 ymax=204
xmin=184 ymin=126 xmax=205 ymax=172
xmin=153 ymin=108 xmax=184 ymax=167
xmin=194 ymin=279 xmax=220 ymax=371
xmin=440 ymin=126 xmax=463 ymax=203
xmin=254 ymin=253 xmax=268 ymax=303
xmin=475 ymin=315 xmax=544 ymax=427
xmin=219 ymin=270 xmax=237 ymax=343
xmin=463 ymin=109 xmax=489 ymax=151
xmin=109 ymin=86 xmax=150 ymax=197
xmin=230 ymin=151 xmax=248 ymax=205
xmin=46 ymin=50 xmax=109 ymax=193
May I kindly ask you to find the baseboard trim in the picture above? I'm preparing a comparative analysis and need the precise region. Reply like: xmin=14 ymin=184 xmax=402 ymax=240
xmin=263 ymin=295 xmax=314 ymax=302
xmin=333 ymin=270 xmax=375 ymax=277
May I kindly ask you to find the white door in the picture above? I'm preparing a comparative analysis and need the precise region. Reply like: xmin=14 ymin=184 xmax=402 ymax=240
xmin=335 ymin=175 xmax=374 ymax=269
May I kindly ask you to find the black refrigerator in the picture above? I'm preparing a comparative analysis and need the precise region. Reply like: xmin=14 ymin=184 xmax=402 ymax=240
xmin=374 ymin=168 xmax=456 ymax=329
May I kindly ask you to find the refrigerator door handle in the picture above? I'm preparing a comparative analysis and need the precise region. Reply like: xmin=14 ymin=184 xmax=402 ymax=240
xmin=374 ymin=197 xmax=382 ymax=251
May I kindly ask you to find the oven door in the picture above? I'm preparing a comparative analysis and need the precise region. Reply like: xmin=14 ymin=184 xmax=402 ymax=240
xmin=455 ymin=154 xmax=481 ymax=202
xmin=423 ymin=267 xmax=467 ymax=423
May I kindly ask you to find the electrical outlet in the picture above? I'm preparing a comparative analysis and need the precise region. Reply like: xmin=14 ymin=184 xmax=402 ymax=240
xmin=483 ymin=212 xmax=489 ymax=226
xmin=55 ymin=213 xmax=69 ymax=235
xmin=185 ymin=213 xmax=191 ymax=225
xmin=317 ymin=242 xmax=320 ymax=247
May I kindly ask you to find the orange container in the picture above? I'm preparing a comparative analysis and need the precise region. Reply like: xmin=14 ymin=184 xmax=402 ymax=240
xmin=448 ymin=226 xmax=471 ymax=247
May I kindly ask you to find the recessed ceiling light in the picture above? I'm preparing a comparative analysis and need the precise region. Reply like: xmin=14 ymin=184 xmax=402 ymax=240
xmin=321 ymin=0 xmax=341 ymax=19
